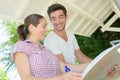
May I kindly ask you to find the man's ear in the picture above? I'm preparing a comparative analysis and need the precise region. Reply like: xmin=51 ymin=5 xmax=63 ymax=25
xmin=66 ymin=15 xmax=68 ymax=20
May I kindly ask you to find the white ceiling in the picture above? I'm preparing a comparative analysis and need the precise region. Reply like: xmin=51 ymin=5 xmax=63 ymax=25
xmin=0 ymin=0 xmax=120 ymax=37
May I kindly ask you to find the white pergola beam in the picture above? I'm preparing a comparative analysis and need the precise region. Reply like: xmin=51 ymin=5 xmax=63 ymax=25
xmin=101 ymin=14 xmax=118 ymax=32
xmin=15 ymin=0 xmax=31 ymax=19
xmin=53 ymin=0 xmax=104 ymax=27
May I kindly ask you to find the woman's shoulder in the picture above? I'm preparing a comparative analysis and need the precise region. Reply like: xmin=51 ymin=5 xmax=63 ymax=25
xmin=14 ymin=41 xmax=24 ymax=48
xmin=14 ymin=41 xmax=26 ymax=48
xmin=11 ymin=40 xmax=35 ymax=57
xmin=15 ymin=40 xmax=33 ymax=47
xmin=12 ymin=40 xmax=34 ymax=53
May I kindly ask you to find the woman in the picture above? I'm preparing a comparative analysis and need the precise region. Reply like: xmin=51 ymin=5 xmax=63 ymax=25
xmin=11 ymin=14 xmax=89 ymax=80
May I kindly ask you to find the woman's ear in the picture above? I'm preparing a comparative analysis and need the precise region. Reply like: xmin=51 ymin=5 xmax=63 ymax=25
xmin=28 ymin=24 xmax=35 ymax=33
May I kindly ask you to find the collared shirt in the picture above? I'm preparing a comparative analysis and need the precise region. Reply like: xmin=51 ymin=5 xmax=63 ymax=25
xmin=11 ymin=40 xmax=61 ymax=78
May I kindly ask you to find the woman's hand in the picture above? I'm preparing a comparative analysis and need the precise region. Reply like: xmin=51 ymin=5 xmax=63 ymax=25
xmin=60 ymin=72 xmax=83 ymax=80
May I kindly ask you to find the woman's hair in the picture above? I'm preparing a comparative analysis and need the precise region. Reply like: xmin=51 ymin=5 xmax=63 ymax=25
xmin=47 ymin=3 xmax=67 ymax=18
xmin=17 ymin=14 xmax=44 ymax=40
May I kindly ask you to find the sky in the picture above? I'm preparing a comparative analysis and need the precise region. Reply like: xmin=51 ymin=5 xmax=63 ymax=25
xmin=0 ymin=19 xmax=20 ymax=80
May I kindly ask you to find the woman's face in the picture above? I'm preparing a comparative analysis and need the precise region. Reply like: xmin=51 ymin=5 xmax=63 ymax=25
xmin=34 ymin=18 xmax=48 ymax=41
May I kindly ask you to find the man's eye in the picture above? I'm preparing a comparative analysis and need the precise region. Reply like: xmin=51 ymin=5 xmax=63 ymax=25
xmin=43 ymin=26 xmax=46 ymax=28
xmin=51 ymin=18 xmax=55 ymax=21
xmin=59 ymin=15 xmax=64 ymax=19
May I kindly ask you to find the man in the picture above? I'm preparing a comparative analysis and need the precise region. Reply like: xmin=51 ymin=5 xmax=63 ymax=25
xmin=44 ymin=3 xmax=92 ymax=64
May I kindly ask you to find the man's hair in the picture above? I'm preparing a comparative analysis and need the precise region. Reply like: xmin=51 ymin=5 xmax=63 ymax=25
xmin=47 ymin=3 xmax=67 ymax=18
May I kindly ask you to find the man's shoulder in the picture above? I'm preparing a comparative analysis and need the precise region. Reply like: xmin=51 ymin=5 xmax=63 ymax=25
xmin=66 ymin=30 xmax=75 ymax=37
xmin=45 ymin=31 xmax=54 ymax=39
xmin=45 ymin=31 xmax=57 ymax=42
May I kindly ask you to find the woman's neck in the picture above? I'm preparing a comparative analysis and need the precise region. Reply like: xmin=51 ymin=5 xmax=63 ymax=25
xmin=27 ymin=36 xmax=40 ymax=44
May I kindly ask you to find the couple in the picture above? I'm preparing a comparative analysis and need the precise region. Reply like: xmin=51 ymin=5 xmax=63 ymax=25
xmin=11 ymin=3 xmax=92 ymax=80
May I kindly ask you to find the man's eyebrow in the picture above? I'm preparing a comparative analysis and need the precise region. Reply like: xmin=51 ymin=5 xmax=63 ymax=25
xmin=50 ymin=14 xmax=65 ymax=19
xmin=60 ymin=14 xmax=64 ymax=16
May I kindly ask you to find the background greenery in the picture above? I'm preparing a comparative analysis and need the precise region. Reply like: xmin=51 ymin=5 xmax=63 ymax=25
xmin=76 ymin=16 xmax=120 ymax=59
xmin=0 ymin=67 xmax=8 ymax=80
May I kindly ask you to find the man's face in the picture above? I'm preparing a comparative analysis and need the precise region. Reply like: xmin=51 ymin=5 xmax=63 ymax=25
xmin=50 ymin=10 xmax=67 ymax=31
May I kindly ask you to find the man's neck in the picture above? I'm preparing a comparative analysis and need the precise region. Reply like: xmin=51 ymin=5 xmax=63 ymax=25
xmin=53 ymin=30 xmax=68 ymax=42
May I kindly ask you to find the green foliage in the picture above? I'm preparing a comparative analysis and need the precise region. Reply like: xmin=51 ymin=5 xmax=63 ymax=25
xmin=2 ymin=20 xmax=19 ymax=45
xmin=45 ymin=29 xmax=52 ymax=36
xmin=0 ymin=67 xmax=8 ymax=80
xmin=0 ymin=20 xmax=20 ymax=72
xmin=76 ymin=27 xmax=120 ymax=59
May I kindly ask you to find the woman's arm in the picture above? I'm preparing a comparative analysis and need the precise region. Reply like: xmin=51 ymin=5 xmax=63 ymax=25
xmin=14 ymin=53 xmax=83 ymax=80
xmin=60 ymin=61 xmax=89 ymax=73
xmin=14 ymin=52 xmax=41 ymax=80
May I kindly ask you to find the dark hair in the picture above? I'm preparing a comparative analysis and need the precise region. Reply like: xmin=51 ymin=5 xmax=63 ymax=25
xmin=47 ymin=3 xmax=67 ymax=18
xmin=17 ymin=14 xmax=44 ymax=40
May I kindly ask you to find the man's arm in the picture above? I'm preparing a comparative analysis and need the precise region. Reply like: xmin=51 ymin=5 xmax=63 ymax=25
xmin=56 ymin=54 xmax=66 ymax=63
xmin=75 ymin=48 xmax=92 ymax=63
xmin=70 ymin=32 xmax=92 ymax=63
